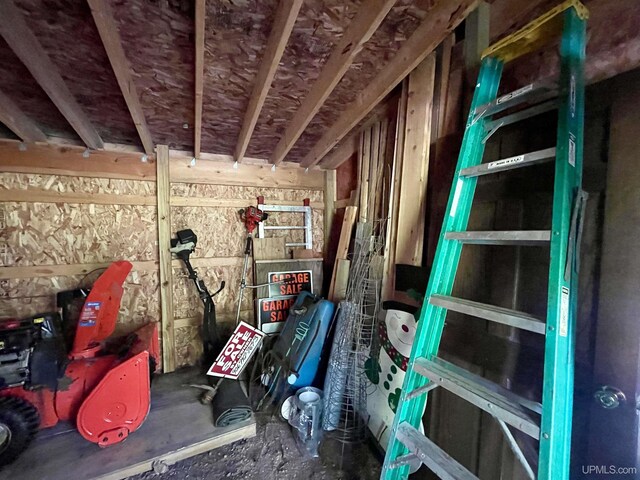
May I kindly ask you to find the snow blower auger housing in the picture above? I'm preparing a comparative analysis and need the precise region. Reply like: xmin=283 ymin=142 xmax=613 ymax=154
xmin=0 ymin=261 xmax=159 ymax=466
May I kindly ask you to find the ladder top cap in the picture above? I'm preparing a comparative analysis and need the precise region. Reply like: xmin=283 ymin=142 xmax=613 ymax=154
xmin=481 ymin=0 xmax=589 ymax=62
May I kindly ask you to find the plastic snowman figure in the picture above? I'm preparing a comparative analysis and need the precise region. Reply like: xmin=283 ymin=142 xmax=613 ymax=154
xmin=365 ymin=307 xmax=424 ymax=455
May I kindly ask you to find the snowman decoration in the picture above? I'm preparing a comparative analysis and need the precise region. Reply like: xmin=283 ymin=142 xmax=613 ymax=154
xmin=365 ymin=307 xmax=424 ymax=455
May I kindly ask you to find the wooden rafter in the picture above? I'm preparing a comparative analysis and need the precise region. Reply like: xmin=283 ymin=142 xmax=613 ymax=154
xmin=270 ymin=0 xmax=396 ymax=165
xmin=194 ymin=0 xmax=205 ymax=159
xmin=234 ymin=0 xmax=303 ymax=162
xmin=300 ymin=0 xmax=476 ymax=169
xmin=88 ymin=0 xmax=154 ymax=155
xmin=321 ymin=134 xmax=359 ymax=170
xmin=0 ymin=89 xmax=47 ymax=143
xmin=0 ymin=0 xmax=103 ymax=150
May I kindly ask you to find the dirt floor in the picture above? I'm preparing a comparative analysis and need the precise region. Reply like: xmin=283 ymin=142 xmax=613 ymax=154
xmin=131 ymin=413 xmax=382 ymax=480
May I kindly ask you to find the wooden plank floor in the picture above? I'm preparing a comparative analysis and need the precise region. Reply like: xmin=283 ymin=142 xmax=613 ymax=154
xmin=0 ymin=369 xmax=256 ymax=480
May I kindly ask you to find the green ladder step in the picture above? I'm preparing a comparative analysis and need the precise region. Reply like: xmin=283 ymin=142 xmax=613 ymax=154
xmin=459 ymin=147 xmax=556 ymax=177
xmin=413 ymin=357 xmax=541 ymax=438
xmin=394 ymin=422 xmax=478 ymax=480
xmin=429 ymin=294 xmax=546 ymax=334
xmin=444 ymin=230 xmax=551 ymax=245
xmin=382 ymin=1 xmax=588 ymax=479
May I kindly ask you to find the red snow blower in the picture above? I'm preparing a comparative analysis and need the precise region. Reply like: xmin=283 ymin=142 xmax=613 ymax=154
xmin=0 ymin=261 xmax=159 ymax=466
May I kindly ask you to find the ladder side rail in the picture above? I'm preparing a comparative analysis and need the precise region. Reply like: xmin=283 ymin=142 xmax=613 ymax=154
xmin=538 ymin=7 xmax=586 ymax=480
xmin=381 ymin=56 xmax=503 ymax=480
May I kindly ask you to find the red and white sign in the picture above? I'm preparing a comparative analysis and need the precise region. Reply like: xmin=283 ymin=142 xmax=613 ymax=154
xmin=207 ymin=321 xmax=266 ymax=379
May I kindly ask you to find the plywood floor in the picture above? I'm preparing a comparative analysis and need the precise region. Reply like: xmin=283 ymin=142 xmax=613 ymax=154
xmin=0 ymin=369 xmax=256 ymax=480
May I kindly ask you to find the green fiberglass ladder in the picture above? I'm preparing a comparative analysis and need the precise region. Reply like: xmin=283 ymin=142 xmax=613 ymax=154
xmin=382 ymin=1 xmax=588 ymax=479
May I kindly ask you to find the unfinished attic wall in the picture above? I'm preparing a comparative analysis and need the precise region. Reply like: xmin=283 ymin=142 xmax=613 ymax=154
xmin=0 ymin=144 xmax=326 ymax=370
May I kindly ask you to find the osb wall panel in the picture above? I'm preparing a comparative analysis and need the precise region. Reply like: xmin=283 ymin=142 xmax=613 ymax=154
xmin=1 ymin=202 xmax=157 ymax=266
xmin=286 ymin=0 xmax=430 ymax=161
xmin=0 ymin=37 xmax=76 ymax=139
xmin=172 ymin=264 xmax=253 ymax=320
xmin=0 ymin=173 xmax=156 ymax=196
xmin=14 ymin=0 xmax=140 ymax=146
xmin=0 ymin=271 xmax=160 ymax=334
xmin=175 ymin=310 xmax=253 ymax=368
xmin=170 ymin=206 xmax=323 ymax=257
xmin=246 ymin=0 xmax=360 ymax=158
xmin=171 ymin=184 xmax=322 ymax=203
xmin=111 ymin=0 xmax=194 ymax=150
xmin=199 ymin=0 xmax=277 ymax=154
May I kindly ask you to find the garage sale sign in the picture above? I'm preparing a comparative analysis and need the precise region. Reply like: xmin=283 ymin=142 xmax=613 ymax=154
xmin=267 ymin=270 xmax=313 ymax=297
xmin=207 ymin=321 xmax=266 ymax=379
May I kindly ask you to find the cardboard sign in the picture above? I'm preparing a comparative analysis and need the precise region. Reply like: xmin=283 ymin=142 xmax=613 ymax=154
xmin=267 ymin=270 xmax=313 ymax=297
xmin=207 ymin=321 xmax=266 ymax=379
xmin=258 ymin=295 xmax=296 ymax=334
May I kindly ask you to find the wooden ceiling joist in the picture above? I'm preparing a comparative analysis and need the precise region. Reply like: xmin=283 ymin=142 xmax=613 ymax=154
xmin=194 ymin=0 xmax=205 ymax=159
xmin=320 ymin=134 xmax=359 ymax=170
xmin=234 ymin=0 xmax=303 ymax=163
xmin=270 ymin=0 xmax=396 ymax=166
xmin=88 ymin=0 xmax=154 ymax=156
xmin=0 ymin=89 xmax=47 ymax=143
xmin=300 ymin=0 xmax=477 ymax=169
xmin=0 ymin=0 xmax=104 ymax=150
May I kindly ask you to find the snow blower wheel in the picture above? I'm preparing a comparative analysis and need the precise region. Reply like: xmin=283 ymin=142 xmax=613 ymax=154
xmin=0 ymin=396 xmax=39 ymax=466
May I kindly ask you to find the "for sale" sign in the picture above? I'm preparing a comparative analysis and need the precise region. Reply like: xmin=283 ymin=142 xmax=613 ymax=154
xmin=207 ymin=321 xmax=266 ymax=379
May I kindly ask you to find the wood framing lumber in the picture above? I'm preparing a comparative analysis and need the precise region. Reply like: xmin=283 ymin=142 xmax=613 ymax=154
xmin=332 ymin=258 xmax=351 ymax=302
xmin=395 ymin=53 xmax=436 ymax=267
xmin=300 ymin=0 xmax=476 ymax=168
xmin=194 ymin=0 xmax=205 ymax=159
xmin=170 ymin=154 xmax=324 ymax=190
xmin=234 ymin=0 xmax=302 ymax=162
xmin=0 ymin=140 xmax=154 ymax=180
xmin=359 ymin=129 xmax=370 ymax=222
xmin=271 ymin=0 xmax=396 ymax=165
xmin=0 ymin=89 xmax=47 ymax=143
xmin=328 ymin=205 xmax=357 ymax=301
xmin=381 ymin=79 xmax=408 ymax=300
xmin=0 ymin=189 xmax=155 ymax=206
xmin=0 ymin=261 xmax=158 ymax=280
xmin=156 ymin=145 xmax=176 ymax=372
xmin=321 ymin=134 xmax=359 ymax=170
xmin=88 ymin=0 xmax=154 ymax=155
xmin=324 ymin=169 xmax=337 ymax=253
xmin=0 ymin=1 xmax=104 ymax=150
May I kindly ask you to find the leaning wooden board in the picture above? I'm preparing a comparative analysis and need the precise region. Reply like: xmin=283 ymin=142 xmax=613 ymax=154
xmin=0 ymin=370 xmax=256 ymax=480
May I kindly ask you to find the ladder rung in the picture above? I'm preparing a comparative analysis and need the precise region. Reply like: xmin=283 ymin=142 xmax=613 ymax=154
xmin=474 ymin=81 xmax=556 ymax=121
xmin=406 ymin=381 xmax=439 ymax=400
xmin=430 ymin=295 xmax=546 ymax=335
xmin=445 ymin=230 xmax=550 ymax=246
xmin=395 ymin=422 xmax=478 ymax=480
xmin=460 ymin=147 xmax=556 ymax=178
xmin=414 ymin=357 xmax=541 ymax=439
xmin=484 ymin=100 xmax=557 ymax=133
xmin=263 ymin=225 xmax=306 ymax=230
xmin=389 ymin=453 xmax=419 ymax=469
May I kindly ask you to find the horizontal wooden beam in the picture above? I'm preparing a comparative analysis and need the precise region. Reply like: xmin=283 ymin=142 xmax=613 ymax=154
xmin=0 ymin=141 xmax=155 ymax=180
xmin=0 ymin=260 xmax=158 ymax=280
xmin=170 ymin=196 xmax=324 ymax=209
xmin=0 ymin=189 xmax=155 ymax=206
xmin=170 ymin=152 xmax=324 ymax=190
xmin=235 ymin=0 xmax=303 ymax=162
xmin=0 ymin=89 xmax=47 ymax=143
xmin=0 ymin=1 xmax=104 ymax=150
xmin=271 ymin=0 xmax=395 ymax=165
xmin=300 ymin=0 xmax=476 ymax=168
xmin=88 ymin=0 xmax=154 ymax=155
